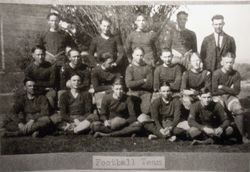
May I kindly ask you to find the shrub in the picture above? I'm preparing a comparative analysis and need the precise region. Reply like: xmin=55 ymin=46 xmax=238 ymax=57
xmin=12 ymin=5 xmax=178 ymax=72
xmin=235 ymin=63 xmax=250 ymax=81
xmin=52 ymin=5 xmax=178 ymax=49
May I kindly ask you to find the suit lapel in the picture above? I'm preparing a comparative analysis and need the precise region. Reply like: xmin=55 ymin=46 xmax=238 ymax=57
xmin=219 ymin=32 xmax=227 ymax=54
xmin=210 ymin=34 xmax=216 ymax=48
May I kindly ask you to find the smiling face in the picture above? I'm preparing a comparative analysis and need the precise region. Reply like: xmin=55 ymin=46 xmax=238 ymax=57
xmin=135 ymin=15 xmax=146 ymax=31
xmin=100 ymin=20 xmax=111 ymax=35
xmin=70 ymin=75 xmax=81 ymax=89
xmin=212 ymin=19 xmax=224 ymax=34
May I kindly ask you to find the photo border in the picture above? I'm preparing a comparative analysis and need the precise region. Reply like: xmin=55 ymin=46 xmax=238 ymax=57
xmin=0 ymin=0 xmax=250 ymax=171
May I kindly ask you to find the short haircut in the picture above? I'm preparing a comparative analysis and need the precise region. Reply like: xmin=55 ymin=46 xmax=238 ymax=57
xmin=100 ymin=16 xmax=112 ymax=24
xmin=199 ymin=88 xmax=211 ymax=95
xmin=135 ymin=13 xmax=147 ymax=21
xmin=99 ymin=52 xmax=114 ymax=63
xmin=222 ymin=52 xmax=236 ymax=59
xmin=47 ymin=12 xmax=60 ymax=20
xmin=211 ymin=14 xmax=224 ymax=21
xmin=70 ymin=74 xmax=82 ymax=81
xmin=31 ymin=45 xmax=46 ymax=54
xmin=78 ymin=45 xmax=89 ymax=52
xmin=68 ymin=48 xmax=80 ymax=57
xmin=132 ymin=47 xmax=145 ymax=55
xmin=23 ymin=78 xmax=35 ymax=85
xmin=190 ymin=52 xmax=201 ymax=60
xmin=160 ymin=82 xmax=171 ymax=89
xmin=177 ymin=11 xmax=188 ymax=17
xmin=160 ymin=48 xmax=172 ymax=56
xmin=112 ymin=77 xmax=124 ymax=87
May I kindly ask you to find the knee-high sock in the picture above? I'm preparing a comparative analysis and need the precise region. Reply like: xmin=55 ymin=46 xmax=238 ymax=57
xmin=143 ymin=123 xmax=165 ymax=138
xmin=109 ymin=125 xmax=142 ymax=137
xmin=172 ymin=127 xmax=186 ymax=137
xmin=74 ymin=120 xmax=91 ymax=134
xmin=234 ymin=115 xmax=244 ymax=136
xmin=92 ymin=124 xmax=112 ymax=133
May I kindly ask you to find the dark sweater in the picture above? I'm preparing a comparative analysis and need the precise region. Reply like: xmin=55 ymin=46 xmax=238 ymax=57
xmin=154 ymin=64 xmax=182 ymax=92
xmin=59 ymin=91 xmax=92 ymax=122
xmin=166 ymin=28 xmax=197 ymax=55
xmin=125 ymin=64 xmax=153 ymax=92
xmin=38 ymin=30 xmax=75 ymax=56
xmin=125 ymin=30 xmax=158 ymax=61
xmin=181 ymin=69 xmax=211 ymax=91
xmin=188 ymin=101 xmax=229 ymax=130
xmin=100 ymin=93 xmax=137 ymax=124
xmin=89 ymin=34 xmax=125 ymax=66
xmin=60 ymin=63 xmax=91 ymax=90
xmin=24 ymin=62 xmax=56 ymax=90
xmin=212 ymin=69 xmax=241 ymax=96
xmin=151 ymin=97 xmax=182 ymax=130
xmin=91 ymin=66 xmax=121 ymax=92
xmin=9 ymin=95 xmax=50 ymax=123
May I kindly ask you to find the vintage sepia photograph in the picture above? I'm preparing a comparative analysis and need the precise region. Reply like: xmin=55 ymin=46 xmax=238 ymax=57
xmin=0 ymin=0 xmax=250 ymax=171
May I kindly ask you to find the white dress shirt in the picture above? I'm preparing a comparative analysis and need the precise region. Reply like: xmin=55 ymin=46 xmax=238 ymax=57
xmin=214 ymin=32 xmax=223 ymax=48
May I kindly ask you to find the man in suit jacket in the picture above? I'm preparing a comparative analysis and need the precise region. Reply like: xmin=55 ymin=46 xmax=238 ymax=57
xmin=200 ymin=15 xmax=236 ymax=72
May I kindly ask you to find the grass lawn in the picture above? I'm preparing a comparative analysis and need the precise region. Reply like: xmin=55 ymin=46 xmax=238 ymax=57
xmin=2 ymin=134 xmax=250 ymax=155
xmin=1 ymin=84 xmax=250 ymax=155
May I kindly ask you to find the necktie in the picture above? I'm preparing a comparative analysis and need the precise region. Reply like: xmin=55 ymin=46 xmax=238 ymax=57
xmin=216 ymin=34 xmax=221 ymax=69
xmin=217 ymin=34 xmax=220 ymax=49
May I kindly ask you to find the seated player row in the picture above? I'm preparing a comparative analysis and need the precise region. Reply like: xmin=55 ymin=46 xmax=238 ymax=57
xmin=24 ymin=44 xmax=242 ymax=114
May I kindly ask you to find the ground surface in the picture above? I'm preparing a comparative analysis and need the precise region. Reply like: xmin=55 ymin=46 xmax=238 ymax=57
xmin=2 ymin=134 xmax=250 ymax=155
